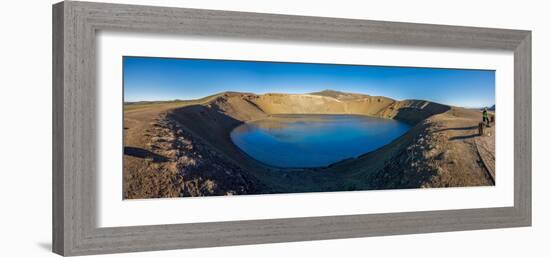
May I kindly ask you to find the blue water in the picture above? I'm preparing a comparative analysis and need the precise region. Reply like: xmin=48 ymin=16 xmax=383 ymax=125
xmin=230 ymin=114 xmax=411 ymax=168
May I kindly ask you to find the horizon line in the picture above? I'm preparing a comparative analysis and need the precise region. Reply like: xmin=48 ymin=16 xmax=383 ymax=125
xmin=123 ymin=90 xmax=495 ymax=109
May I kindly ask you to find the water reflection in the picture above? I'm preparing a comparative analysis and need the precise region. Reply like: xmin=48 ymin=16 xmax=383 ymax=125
xmin=230 ymin=114 xmax=411 ymax=168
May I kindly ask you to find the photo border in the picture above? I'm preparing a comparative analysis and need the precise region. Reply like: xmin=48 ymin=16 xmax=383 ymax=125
xmin=53 ymin=1 xmax=531 ymax=255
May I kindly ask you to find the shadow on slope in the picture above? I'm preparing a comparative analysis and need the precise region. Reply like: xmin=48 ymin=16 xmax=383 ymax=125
xmin=391 ymin=101 xmax=451 ymax=124
xmin=124 ymin=146 xmax=169 ymax=162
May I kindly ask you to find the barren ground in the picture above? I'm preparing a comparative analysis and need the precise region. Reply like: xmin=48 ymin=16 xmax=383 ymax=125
xmin=123 ymin=91 xmax=495 ymax=199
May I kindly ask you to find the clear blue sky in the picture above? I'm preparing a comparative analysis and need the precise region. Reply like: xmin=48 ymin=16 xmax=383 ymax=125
xmin=123 ymin=56 xmax=495 ymax=108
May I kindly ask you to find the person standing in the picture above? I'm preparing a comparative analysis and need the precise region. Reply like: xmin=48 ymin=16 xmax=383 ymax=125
xmin=482 ymin=107 xmax=489 ymax=126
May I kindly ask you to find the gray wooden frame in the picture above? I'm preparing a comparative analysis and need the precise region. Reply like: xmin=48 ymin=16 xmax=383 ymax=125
xmin=52 ymin=1 xmax=531 ymax=256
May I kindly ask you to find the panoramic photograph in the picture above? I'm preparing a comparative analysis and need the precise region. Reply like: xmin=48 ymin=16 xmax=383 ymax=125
xmin=123 ymin=57 xmax=496 ymax=199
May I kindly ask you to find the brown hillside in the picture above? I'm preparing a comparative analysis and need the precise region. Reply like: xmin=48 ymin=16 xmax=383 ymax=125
xmin=123 ymin=91 xmax=495 ymax=198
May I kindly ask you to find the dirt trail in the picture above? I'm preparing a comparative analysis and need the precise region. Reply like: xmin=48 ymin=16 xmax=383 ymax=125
xmin=475 ymin=125 xmax=496 ymax=183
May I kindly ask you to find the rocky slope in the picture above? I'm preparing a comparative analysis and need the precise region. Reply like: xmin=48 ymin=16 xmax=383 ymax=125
xmin=123 ymin=91 xmax=495 ymax=199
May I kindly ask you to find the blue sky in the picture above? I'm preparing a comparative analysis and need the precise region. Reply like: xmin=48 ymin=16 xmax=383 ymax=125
xmin=123 ymin=56 xmax=495 ymax=108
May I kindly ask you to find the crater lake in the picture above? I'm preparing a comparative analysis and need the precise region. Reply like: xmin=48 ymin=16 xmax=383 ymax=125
xmin=230 ymin=114 xmax=411 ymax=168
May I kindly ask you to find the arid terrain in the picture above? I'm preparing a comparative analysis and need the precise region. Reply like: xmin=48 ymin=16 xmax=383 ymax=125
xmin=123 ymin=90 xmax=495 ymax=199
